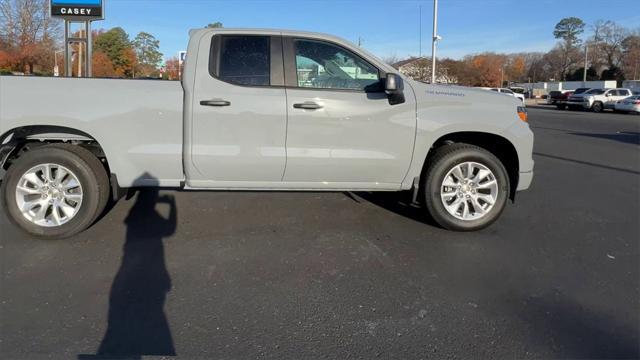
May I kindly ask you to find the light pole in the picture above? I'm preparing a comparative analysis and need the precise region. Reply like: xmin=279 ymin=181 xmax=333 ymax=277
xmin=431 ymin=0 xmax=441 ymax=84
xmin=583 ymin=43 xmax=589 ymax=86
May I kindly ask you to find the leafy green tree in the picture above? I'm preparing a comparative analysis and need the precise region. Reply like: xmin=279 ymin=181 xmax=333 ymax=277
xmin=566 ymin=66 xmax=598 ymax=81
xmin=206 ymin=22 xmax=223 ymax=28
xmin=600 ymin=66 xmax=625 ymax=81
xmin=554 ymin=17 xmax=586 ymax=47
xmin=133 ymin=32 xmax=163 ymax=77
xmin=94 ymin=27 xmax=135 ymax=77
xmin=551 ymin=17 xmax=585 ymax=80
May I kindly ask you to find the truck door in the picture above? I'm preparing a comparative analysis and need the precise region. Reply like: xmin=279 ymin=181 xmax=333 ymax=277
xmin=605 ymin=89 xmax=626 ymax=108
xmin=187 ymin=34 xmax=287 ymax=186
xmin=281 ymin=37 xmax=416 ymax=188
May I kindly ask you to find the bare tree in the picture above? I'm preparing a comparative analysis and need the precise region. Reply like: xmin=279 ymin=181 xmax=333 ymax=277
xmin=382 ymin=53 xmax=399 ymax=67
xmin=591 ymin=20 xmax=628 ymax=70
xmin=0 ymin=0 xmax=61 ymax=73
xmin=621 ymin=31 xmax=640 ymax=80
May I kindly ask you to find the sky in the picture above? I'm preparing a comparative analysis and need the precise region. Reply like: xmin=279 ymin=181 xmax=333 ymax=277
xmin=90 ymin=0 xmax=640 ymax=62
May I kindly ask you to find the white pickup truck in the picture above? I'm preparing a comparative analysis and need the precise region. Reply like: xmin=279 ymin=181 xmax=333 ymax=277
xmin=566 ymin=88 xmax=634 ymax=112
xmin=0 ymin=28 xmax=534 ymax=238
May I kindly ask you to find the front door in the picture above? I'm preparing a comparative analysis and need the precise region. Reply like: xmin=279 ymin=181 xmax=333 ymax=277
xmin=282 ymin=37 xmax=415 ymax=188
xmin=189 ymin=34 xmax=287 ymax=186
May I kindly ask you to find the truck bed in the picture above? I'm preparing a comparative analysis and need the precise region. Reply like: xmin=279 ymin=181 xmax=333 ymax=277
xmin=0 ymin=76 xmax=184 ymax=187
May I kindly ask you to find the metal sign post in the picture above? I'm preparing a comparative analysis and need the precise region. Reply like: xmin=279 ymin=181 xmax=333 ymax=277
xmin=52 ymin=0 xmax=105 ymax=77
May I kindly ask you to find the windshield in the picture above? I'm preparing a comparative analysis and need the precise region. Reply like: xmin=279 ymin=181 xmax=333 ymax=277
xmin=585 ymin=89 xmax=606 ymax=95
xmin=574 ymin=88 xmax=589 ymax=94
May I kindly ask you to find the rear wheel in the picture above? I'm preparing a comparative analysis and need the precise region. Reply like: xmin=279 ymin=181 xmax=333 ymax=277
xmin=423 ymin=144 xmax=510 ymax=231
xmin=1 ymin=144 xmax=109 ymax=239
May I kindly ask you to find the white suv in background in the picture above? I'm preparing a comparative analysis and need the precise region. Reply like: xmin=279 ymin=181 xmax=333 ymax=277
xmin=485 ymin=88 xmax=526 ymax=103
xmin=566 ymin=88 xmax=633 ymax=112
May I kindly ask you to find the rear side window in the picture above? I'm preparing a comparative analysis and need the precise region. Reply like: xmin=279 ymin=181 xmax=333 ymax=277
xmin=218 ymin=36 xmax=270 ymax=86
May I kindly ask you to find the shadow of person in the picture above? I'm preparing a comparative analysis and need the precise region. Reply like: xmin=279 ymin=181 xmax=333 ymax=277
xmin=82 ymin=176 xmax=177 ymax=359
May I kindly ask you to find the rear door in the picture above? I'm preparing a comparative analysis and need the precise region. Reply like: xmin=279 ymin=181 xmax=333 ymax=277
xmin=188 ymin=34 xmax=288 ymax=186
xmin=281 ymin=37 xmax=415 ymax=188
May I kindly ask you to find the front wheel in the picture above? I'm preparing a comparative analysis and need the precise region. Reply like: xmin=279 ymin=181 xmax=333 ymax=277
xmin=1 ymin=144 xmax=110 ymax=239
xmin=423 ymin=144 xmax=510 ymax=231
xmin=591 ymin=102 xmax=603 ymax=113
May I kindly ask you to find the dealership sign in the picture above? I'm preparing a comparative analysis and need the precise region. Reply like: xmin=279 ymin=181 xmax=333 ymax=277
xmin=51 ymin=0 xmax=104 ymax=20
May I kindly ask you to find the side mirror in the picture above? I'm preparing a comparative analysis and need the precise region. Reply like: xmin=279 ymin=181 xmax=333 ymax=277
xmin=605 ymin=93 xmax=612 ymax=97
xmin=385 ymin=73 xmax=405 ymax=105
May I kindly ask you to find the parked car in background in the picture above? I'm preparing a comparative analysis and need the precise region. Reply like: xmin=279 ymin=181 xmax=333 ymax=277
xmin=566 ymin=88 xmax=633 ymax=112
xmin=510 ymin=87 xmax=527 ymax=98
xmin=482 ymin=88 xmax=525 ymax=103
xmin=546 ymin=90 xmax=574 ymax=109
xmin=614 ymin=95 xmax=640 ymax=114
xmin=573 ymin=87 xmax=591 ymax=95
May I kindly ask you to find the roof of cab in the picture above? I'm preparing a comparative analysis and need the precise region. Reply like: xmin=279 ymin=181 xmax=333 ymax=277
xmin=188 ymin=28 xmax=395 ymax=73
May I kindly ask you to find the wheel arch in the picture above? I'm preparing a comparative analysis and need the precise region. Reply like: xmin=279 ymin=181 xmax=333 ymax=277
xmin=0 ymin=125 xmax=111 ymax=181
xmin=417 ymin=131 xmax=520 ymax=201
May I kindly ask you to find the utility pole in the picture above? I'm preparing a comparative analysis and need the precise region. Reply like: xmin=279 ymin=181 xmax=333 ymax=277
xmin=419 ymin=5 xmax=422 ymax=58
xmin=431 ymin=0 xmax=440 ymax=84
xmin=583 ymin=43 xmax=589 ymax=85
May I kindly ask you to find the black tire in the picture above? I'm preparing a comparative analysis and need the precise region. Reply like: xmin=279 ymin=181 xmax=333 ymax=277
xmin=423 ymin=143 xmax=510 ymax=232
xmin=557 ymin=104 xmax=566 ymax=110
xmin=1 ymin=144 xmax=110 ymax=239
xmin=591 ymin=102 xmax=603 ymax=113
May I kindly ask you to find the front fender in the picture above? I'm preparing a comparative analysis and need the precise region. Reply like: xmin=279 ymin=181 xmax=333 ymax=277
xmin=401 ymin=82 xmax=534 ymax=189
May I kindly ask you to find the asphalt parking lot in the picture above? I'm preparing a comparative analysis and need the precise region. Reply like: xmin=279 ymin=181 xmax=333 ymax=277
xmin=1 ymin=107 xmax=639 ymax=359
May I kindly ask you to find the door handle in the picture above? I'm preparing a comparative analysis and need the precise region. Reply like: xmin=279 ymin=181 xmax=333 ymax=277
xmin=293 ymin=102 xmax=323 ymax=110
xmin=200 ymin=99 xmax=231 ymax=107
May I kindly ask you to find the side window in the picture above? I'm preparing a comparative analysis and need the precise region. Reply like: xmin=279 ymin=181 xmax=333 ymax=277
xmin=490 ymin=88 xmax=499 ymax=92
xmin=502 ymin=89 xmax=514 ymax=95
xmin=294 ymin=39 xmax=380 ymax=91
xmin=218 ymin=36 xmax=270 ymax=86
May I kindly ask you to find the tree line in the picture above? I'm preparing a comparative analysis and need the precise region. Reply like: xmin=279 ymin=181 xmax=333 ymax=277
xmin=388 ymin=17 xmax=639 ymax=86
xmin=2 ymin=0 xmax=638 ymax=84
xmin=0 ymin=0 xmax=178 ymax=78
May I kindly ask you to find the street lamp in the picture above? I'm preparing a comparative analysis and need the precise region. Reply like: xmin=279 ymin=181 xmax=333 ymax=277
xmin=431 ymin=0 xmax=441 ymax=84
xmin=583 ymin=43 xmax=589 ymax=85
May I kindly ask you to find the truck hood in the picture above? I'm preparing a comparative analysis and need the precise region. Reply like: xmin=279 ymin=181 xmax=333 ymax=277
xmin=407 ymin=81 xmax=522 ymax=108
xmin=568 ymin=93 xmax=591 ymax=100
